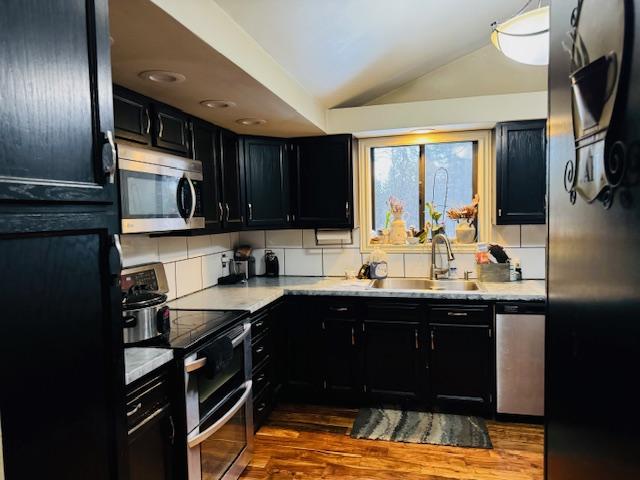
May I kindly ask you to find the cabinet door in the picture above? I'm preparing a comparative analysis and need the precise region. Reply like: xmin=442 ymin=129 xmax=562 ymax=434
xmin=193 ymin=121 xmax=222 ymax=231
xmin=153 ymin=104 xmax=191 ymax=156
xmin=284 ymin=303 xmax=322 ymax=397
xmin=293 ymin=134 xmax=353 ymax=228
xmin=244 ymin=138 xmax=290 ymax=228
xmin=322 ymin=317 xmax=360 ymax=400
xmin=0 ymin=230 xmax=125 ymax=480
xmin=0 ymin=0 xmax=117 ymax=206
xmin=362 ymin=320 xmax=423 ymax=402
xmin=219 ymin=129 xmax=245 ymax=228
xmin=113 ymin=85 xmax=151 ymax=145
xmin=429 ymin=323 xmax=491 ymax=413
xmin=496 ymin=120 xmax=547 ymax=224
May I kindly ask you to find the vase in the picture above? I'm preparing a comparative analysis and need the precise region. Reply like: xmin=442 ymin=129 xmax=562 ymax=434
xmin=455 ymin=220 xmax=476 ymax=244
xmin=389 ymin=213 xmax=408 ymax=245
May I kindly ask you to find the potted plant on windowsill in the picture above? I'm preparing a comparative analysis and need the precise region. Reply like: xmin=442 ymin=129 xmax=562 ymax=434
xmin=426 ymin=202 xmax=444 ymax=239
xmin=447 ymin=194 xmax=479 ymax=244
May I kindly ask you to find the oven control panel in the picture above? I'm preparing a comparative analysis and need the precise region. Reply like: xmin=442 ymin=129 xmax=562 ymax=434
xmin=120 ymin=263 xmax=169 ymax=294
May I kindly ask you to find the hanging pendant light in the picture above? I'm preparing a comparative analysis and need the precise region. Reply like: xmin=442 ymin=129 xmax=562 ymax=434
xmin=491 ymin=0 xmax=549 ymax=66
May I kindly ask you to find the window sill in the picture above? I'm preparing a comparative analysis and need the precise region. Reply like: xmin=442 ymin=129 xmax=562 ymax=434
xmin=361 ymin=242 xmax=479 ymax=255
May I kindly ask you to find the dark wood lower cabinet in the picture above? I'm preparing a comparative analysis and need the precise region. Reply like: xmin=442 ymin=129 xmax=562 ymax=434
xmin=429 ymin=323 xmax=492 ymax=414
xmin=362 ymin=320 xmax=424 ymax=403
xmin=244 ymin=297 xmax=500 ymax=427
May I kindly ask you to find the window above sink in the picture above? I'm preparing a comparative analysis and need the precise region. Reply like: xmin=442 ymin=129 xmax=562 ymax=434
xmin=358 ymin=130 xmax=492 ymax=254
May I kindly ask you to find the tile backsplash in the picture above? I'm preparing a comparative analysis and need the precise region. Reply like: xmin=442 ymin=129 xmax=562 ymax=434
xmin=121 ymin=225 xmax=546 ymax=301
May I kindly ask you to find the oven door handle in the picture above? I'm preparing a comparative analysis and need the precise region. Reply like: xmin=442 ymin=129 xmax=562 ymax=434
xmin=183 ymin=322 xmax=251 ymax=373
xmin=187 ymin=380 xmax=252 ymax=449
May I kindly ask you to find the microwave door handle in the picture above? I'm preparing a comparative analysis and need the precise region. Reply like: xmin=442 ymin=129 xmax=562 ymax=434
xmin=176 ymin=177 xmax=188 ymax=219
xmin=184 ymin=323 xmax=251 ymax=373
xmin=186 ymin=176 xmax=196 ymax=221
xmin=187 ymin=380 xmax=252 ymax=449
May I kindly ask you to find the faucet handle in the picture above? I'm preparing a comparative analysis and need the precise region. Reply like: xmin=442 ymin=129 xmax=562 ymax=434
xmin=463 ymin=270 xmax=472 ymax=280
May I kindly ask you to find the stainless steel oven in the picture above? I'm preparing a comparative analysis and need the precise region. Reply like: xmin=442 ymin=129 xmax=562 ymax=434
xmin=183 ymin=320 xmax=253 ymax=480
xmin=118 ymin=143 xmax=205 ymax=234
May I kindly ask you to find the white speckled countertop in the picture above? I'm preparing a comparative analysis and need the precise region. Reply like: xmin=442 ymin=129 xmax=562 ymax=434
xmin=169 ymin=276 xmax=545 ymax=313
xmin=124 ymin=347 xmax=174 ymax=385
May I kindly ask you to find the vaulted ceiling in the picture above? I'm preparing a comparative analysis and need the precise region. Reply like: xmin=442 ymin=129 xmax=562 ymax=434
xmin=214 ymin=0 xmax=546 ymax=108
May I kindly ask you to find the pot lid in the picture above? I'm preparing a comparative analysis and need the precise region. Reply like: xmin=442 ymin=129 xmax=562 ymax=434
xmin=123 ymin=291 xmax=167 ymax=310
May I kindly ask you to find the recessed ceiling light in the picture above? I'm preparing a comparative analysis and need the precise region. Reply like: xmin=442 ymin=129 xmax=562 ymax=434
xmin=412 ymin=128 xmax=435 ymax=134
xmin=200 ymin=100 xmax=237 ymax=109
xmin=236 ymin=118 xmax=267 ymax=126
xmin=138 ymin=70 xmax=186 ymax=84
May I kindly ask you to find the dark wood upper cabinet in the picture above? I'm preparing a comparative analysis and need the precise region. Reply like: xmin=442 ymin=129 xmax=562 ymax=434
xmin=113 ymin=86 xmax=151 ymax=146
xmin=496 ymin=120 xmax=547 ymax=224
xmin=0 ymin=0 xmax=117 ymax=206
xmin=219 ymin=128 xmax=245 ymax=228
xmin=293 ymin=134 xmax=354 ymax=228
xmin=152 ymin=103 xmax=191 ymax=157
xmin=192 ymin=120 xmax=222 ymax=231
xmin=243 ymin=137 xmax=290 ymax=228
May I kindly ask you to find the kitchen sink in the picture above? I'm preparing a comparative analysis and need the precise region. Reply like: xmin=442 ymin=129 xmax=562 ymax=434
xmin=369 ymin=278 xmax=479 ymax=291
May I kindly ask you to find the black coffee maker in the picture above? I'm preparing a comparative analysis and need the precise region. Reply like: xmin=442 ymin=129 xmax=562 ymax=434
xmin=264 ymin=249 xmax=279 ymax=277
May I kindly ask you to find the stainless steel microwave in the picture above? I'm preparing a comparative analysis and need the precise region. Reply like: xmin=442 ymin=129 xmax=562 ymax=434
xmin=118 ymin=144 xmax=205 ymax=234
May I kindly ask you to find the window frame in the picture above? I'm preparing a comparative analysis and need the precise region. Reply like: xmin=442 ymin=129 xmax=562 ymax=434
xmin=358 ymin=130 xmax=492 ymax=254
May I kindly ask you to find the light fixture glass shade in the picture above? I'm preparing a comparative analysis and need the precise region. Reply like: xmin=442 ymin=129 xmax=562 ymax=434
xmin=491 ymin=6 xmax=549 ymax=66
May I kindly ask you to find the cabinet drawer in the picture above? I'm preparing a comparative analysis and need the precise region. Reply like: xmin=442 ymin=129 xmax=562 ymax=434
xmin=319 ymin=300 xmax=358 ymax=319
xmin=253 ymin=358 xmax=273 ymax=398
xmin=364 ymin=302 xmax=422 ymax=321
xmin=253 ymin=384 xmax=273 ymax=431
xmin=251 ymin=311 xmax=270 ymax=340
xmin=252 ymin=332 xmax=272 ymax=370
xmin=429 ymin=305 xmax=490 ymax=325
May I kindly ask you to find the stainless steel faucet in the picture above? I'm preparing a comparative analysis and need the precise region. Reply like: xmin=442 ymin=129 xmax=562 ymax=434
xmin=430 ymin=232 xmax=455 ymax=280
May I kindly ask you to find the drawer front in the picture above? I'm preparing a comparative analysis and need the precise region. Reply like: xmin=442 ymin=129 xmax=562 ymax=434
xmin=252 ymin=332 xmax=272 ymax=370
xmin=252 ymin=358 xmax=274 ymax=398
xmin=125 ymin=373 xmax=169 ymax=430
xmin=251 ymin=311 xmax=270 ymax=340
xmin=429 ymin=305 xmax=491 ymax=325
xmin=253 ymin=383 xmax=274 ymax=431
xmin=318 ymin=300 xmax=358 ymax=319
xmin=364 ymin=302 xmax=422 ymax=322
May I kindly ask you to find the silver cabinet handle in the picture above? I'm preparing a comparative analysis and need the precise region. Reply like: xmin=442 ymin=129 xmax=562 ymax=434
xmin=103 ymin=130 xmax=117 ymax=183
xmin=351 ymin=327 xmax=355 ymax=346
xmin=126 ymin=402 xmax=142 ymax=417
xmin=218 ymin=202 xmax=224 ymax=222
xmin=415 ymin=328 xmax=419 ymax=350
xmin=248 ymin=203 xmax=253 ymax=221
xmin=145 ymin=108 xmax=151 ymax=134
xmin=447 ymin=311 xmax=468 ymax=317
xmin=431 ymin=330 xmax=435 ymax=350
xmin=187 ymin=381 xmax=252 ymax=448
xmin=185 ymin=176 xmax=196 ymax=222
xmin=158 ymin=115 xmax=164 ymax=138
xmin=286 ymin=214 xmax=291 ymax=222
xmin=113 ymin=234 xmax=123 ymax=273
xmin=225 ymin=203 xmax=230 ymax=222
xmin=346 ymin=201 xmax=350 ymax=219
xmin=329 ymin=306 xmax=348 ymax=312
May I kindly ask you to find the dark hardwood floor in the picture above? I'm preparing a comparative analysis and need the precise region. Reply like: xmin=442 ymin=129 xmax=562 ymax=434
xmin=241 ymin=404 xmax=544 ymax=480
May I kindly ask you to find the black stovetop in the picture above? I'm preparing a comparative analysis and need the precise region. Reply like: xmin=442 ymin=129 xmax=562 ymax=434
xmin=162 ymin=308 xmax=248 ymax=352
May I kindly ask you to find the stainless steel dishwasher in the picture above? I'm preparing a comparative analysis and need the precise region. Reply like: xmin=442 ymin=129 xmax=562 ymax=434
xmin=495 ymin=303 xmax=546 ymax=416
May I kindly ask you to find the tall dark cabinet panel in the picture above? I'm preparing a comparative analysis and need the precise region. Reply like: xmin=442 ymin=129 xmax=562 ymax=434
xmin=547 ymin=1 xmax=640 ymax=479
xmin=193 ymin=120 xmax=222 ymax=231
xmin=0 ymin=0 xmax=117 ymax=205
xmin=219 ymin=128 xmax=245 ymax=228
xmin=0 ymin=1 xmax=126 ymax=479
xmin=496 ymin=120 xmax=547 ymax=224
xmin=322 ymin=317 xmax=360 ymax=399
xmin=293 ymin=134 xmax=354 ymax=228
xmin=243 ymin=137 xmax=290 ymax=228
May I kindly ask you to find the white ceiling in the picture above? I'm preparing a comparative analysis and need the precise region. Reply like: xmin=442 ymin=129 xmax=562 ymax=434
xmin=215 ymin=0 xmax=541 ymax=108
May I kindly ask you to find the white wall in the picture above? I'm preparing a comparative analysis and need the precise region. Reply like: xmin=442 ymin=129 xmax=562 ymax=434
xmin=368 ymin=45 xmax=547 ymax=106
